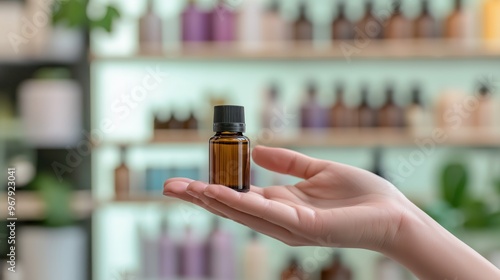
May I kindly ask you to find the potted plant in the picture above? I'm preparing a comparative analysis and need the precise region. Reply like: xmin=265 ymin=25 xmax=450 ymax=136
xmin=19 ymin=173 xmax=87 ymax=280
xmin=46 ymin=0 xmax=120 ymax=59
xmin=425 ymin=156 xmax=500 ymax=256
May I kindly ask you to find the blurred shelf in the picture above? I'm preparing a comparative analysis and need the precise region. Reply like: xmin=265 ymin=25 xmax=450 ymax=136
xmin=111 ymin=194 xmax=179 ymax=204
xmin=0 ymin=190 xmax=93 ymax=220
xmin=97 ymin=128 xmax=500 ymax=148
xmin=0 ymin=119 xmax=23 ymax=141
xmin=91 ymin=40 xmax=500 ymax=61
xmin=265 ymin=128 xmax=500 ymax=148
xmin=0 ymin=54 xmax=79 ymax=66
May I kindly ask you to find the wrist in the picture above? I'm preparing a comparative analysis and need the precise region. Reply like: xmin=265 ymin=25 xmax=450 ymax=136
xmin=380 ymin=199 xmax=500 ymax=279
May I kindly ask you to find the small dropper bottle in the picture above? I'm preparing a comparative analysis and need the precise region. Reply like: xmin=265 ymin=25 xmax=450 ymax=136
xmin=209 ymin=105 xmax=250 ymax=192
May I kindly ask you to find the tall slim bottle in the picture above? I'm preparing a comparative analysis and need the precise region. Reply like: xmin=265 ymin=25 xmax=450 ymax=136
xmin=182 ymin=0 xmax=210 ymax=42
xmin=384 ymin=1 xmax=412 ymax=39
xmin=179 ymin=226 xmax=205 ymax=277
xmin=332 ymin=2 xmax=353 ymax=41
xmin=483 ymin=0 xmax=500 ymax=41
xmin=445 ymin=0 xmax=466 ymax=39
xmin=238 ymin=0 xmax=263 ymax=48
xmin=293 ymin=3 xmax=313 ymax=42
xmin=329 ymin=84 xmax=353 ymax=128
xmin=281 ymin=257 xmax=305 ymax=280
xmin=209 ymin=106 xmax=250 ymax=192
xmin=158 ymin=217 xmax=177 ymax=278
xmin=138 ymin=224 xmax=159 ymax=280
xmin=261 ymin=83 xmax=281 ymax=130
xmin=207 ymin=219 xmax=236 ymax=280
xmin=356 ymin=86 xmax=376 ymax=128
xmin=261 ymin=0 xmax=286 ymax=44
xmin=301 ymin=82 xmax=328 ymax=128
xmin=414 ymin=0 xmax=437 ymax=38
xmin=211 ymin=0 xmax=237 ymax=42
xmin=378 ymin=86 xmax=405 ymax=128
xmin=356 ymin=1 xmax=383 ymax=40
xmin=138 ymin=0 xmax=163 ymax=54
xmin=114 ymin=146 xmax=129 ymax=200
xmin=243 ymin=231 xmax=268 ymax=280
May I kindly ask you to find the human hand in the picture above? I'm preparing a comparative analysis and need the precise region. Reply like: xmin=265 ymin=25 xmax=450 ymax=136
xmin=163 ymin=146 xmax=412 ymax=252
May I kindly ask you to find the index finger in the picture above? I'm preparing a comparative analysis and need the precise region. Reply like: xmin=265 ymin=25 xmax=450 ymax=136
xmin=252 ymin=146 xmax=329 ymax=179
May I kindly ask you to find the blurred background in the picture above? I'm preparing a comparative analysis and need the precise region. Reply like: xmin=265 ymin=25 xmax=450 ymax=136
xmin=1 ymin=0 xmax=500 ymax=279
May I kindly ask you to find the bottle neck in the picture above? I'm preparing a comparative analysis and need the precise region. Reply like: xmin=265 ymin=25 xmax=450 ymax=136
xmin=337 ymin=3 xmax=346 ymax=18
xmin=215 ymin=131 xmax=244 ymax=136
xmin=422 ymin=1 xmax=429 ymax=15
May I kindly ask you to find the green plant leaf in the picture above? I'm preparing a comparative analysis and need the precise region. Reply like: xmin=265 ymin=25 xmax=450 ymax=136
xmin=494 ymin=177 xmax=500 ymax=196
xmin=52 ymin=0 xmax=88 ymax=28
xmin=489 ymin=211 xmax=500 ymax=228
xmin=440 ymin=161 xmax=469 ymax=208
xmin=462 ymin=199 xmax=491 ymax=229
xmin=90 ymin=5 xmax=121 ymax=33
xmin=31 ymin=174 xmax=75 ymax=227
xmin=52 ymin=0 xmax=120 ymax=32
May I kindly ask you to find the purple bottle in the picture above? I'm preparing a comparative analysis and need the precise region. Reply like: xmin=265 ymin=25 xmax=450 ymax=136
xmin=158 ymin=218 xmax=177 ymax=279
xmin=207 ymin=219 xmax=236 ymax=280
xmin=182 ymin=0 xmax=210 ymax=42
xmin=138 ymin=225 xmax=159 ymax=280
xmin=300 ymin=82 xmax=328 ymax=128
xmin=211 ymin=0 xmax=237 ymax=42
xmin=179 ymin=226 xmax=205 ymax=278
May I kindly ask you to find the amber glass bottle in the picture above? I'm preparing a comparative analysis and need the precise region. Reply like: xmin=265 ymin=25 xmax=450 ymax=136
xmin=445 ymin=0 xmax=466 ymax=39
xmin=332 ymin=2 xmax=353 ymax=40
xmin=356 ymin=1 xmax=383 ymax=40
xmin=384 ymin=1 xmax=412 ymax=39
xmin=414 ymin=0 xmax=437 ymax=38
xmin=114 ymin=146 xmax=130 ymax=200
xmin=209 ymin=106 xmax=250 ymax=192
xmin=293 ymin=3 xmax=313 ymax=41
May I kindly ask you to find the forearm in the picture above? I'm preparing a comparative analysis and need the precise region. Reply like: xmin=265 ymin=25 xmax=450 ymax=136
xmin=384 ymin=202 xmax=500 ymax=280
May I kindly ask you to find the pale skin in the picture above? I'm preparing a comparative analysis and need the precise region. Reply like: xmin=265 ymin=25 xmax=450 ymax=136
xmin=164 ymin=146 xmax=500 ymax=279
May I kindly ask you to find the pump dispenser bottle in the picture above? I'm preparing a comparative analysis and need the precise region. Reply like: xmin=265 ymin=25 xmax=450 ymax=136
xmin=209 ymin=105 xmax=250 ymax=192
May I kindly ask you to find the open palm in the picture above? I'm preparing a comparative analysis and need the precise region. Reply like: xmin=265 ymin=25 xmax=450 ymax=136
xmin=164 ymin=146 xmax=409 ymax=252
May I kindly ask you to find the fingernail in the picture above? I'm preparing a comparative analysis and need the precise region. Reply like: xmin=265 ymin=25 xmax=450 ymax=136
xmin=204 ymin=190 xmax=215 ymax=198
xmin=163 ymin=191 xmax=175 ymax=196
xmin=186 ymin=190 xmax=199 ymax=198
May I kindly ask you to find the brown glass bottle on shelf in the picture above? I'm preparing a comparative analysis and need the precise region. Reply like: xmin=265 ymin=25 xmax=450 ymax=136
xmin=329 ymin=84 xmax=353 ymax=128
xmin=209 ymin=106 xmax=250 ymax=193
xmin=281 ymin=257 xmax=305 ymax=280
xmin=114 ymin=146 xmax=130 ymax=200
xmin=332 ymin=2 xmax=353 ymax=41
xmin=378 ymin=86 xmax=405 ymax=128
xmin=165 ymin=111 xmax=183 ymax=130
xmin=384 ymin=1 xmax=413 ymax=39
xmin=414 ymin=0 xmax=438 ymax=38
xmin=321 ymin=252 xmax=353 ymax=280
xmin=184 ymin=110 xmax=198 ymax=130
xmin=293 ymin=3 xmax=313 ymax=42
xmin=445 ymin=0 xmax=466 ymax=39
xmin=356 ymin=86 xmax=376 ymax=128
xmin=356 ymin=0 xmax=383 ymax=40
xmin=154 ymin=114 xmax=166 ymax=130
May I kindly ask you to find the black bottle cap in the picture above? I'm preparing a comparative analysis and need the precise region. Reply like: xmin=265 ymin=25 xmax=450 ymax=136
xmin=213 ymin=105 xmax=246 ymax=132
